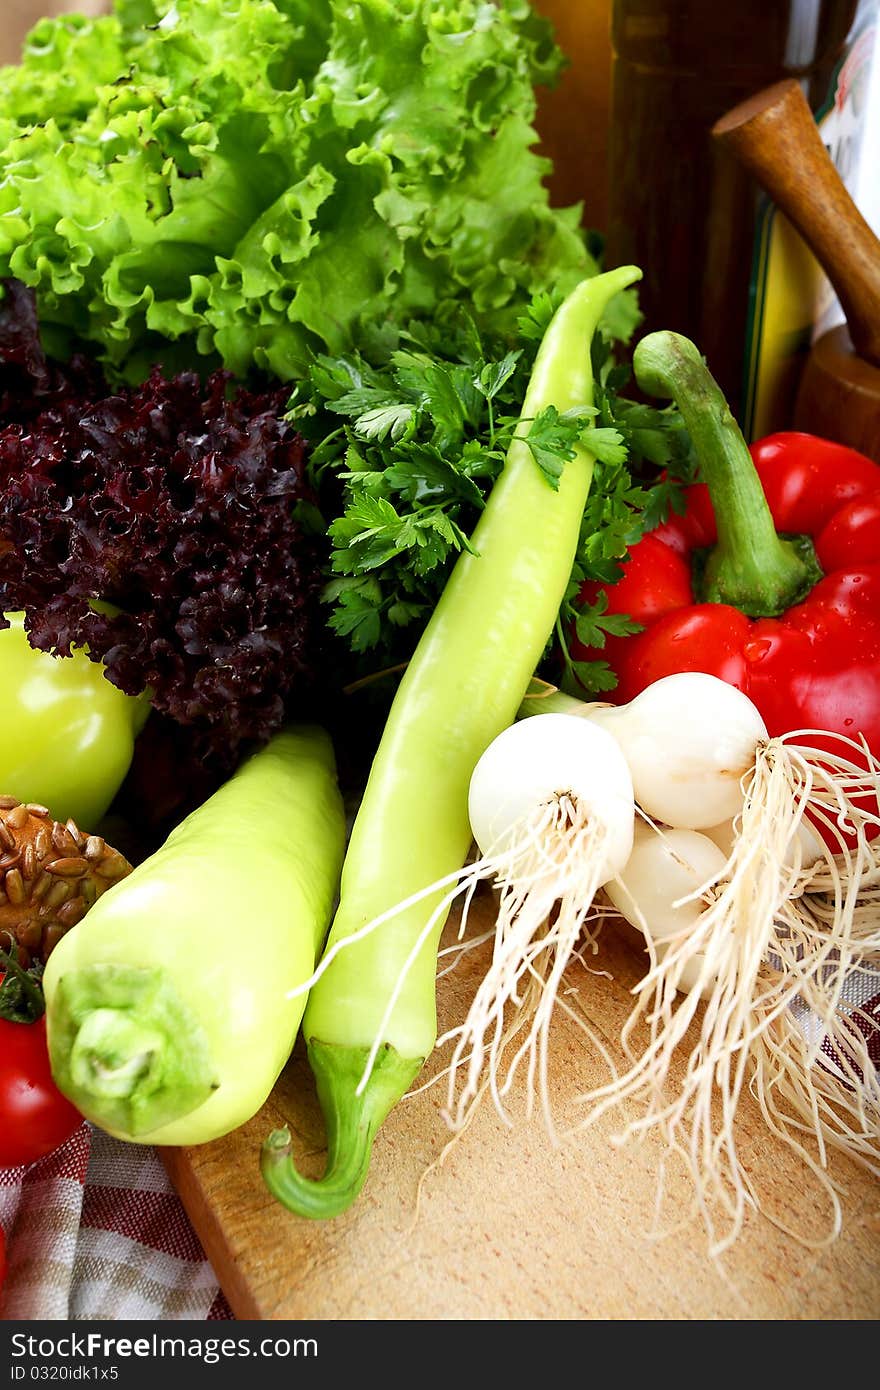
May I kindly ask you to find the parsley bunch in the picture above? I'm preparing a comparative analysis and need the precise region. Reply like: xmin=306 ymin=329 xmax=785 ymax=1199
xmin=292 ymin=294 xmax=696 ymax=694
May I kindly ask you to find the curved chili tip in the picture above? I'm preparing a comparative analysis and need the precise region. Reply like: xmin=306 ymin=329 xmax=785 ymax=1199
xmin=259 ymin=1039 xmax=423 ymax=1220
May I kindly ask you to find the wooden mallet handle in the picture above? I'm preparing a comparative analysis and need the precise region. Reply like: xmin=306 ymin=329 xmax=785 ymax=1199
xmin=713 ymin=78 xmax=880 ymax=368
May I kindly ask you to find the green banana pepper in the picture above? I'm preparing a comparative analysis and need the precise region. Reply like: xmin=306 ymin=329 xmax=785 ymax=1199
xmin=0 ymin=613 xmax=150 ymax=827
xmin=260 ymin=266 xmax=642 ymax=1217
xmin=43 ymin=726 xmax=346 ymax=1145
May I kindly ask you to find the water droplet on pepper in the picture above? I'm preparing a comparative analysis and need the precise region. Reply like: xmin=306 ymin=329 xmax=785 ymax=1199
xmin=744 ymin=639 xmax=773 ymax=664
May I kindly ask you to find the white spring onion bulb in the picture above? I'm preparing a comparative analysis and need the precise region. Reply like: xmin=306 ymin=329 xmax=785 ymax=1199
xmin=468 ymin=712 xmax=635 ymax=875
xmin=443 ymin=713 xmax=636 ymax=1131
xmin=605 ymin=820 xmax=728 ymax=997
xmin=606 ymin=819 xmax=728 ymax=940
xmin=589 ymin=672 xmax=769 ymax=830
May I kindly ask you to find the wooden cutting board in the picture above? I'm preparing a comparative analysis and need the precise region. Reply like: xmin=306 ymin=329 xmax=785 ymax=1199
xmin=163 ymin=896 xmax=880 ymax=1321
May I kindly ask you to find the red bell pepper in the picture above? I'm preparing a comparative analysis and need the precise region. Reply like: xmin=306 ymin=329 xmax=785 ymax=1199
xmin=572 ymin=331 xmax=880 ymax=760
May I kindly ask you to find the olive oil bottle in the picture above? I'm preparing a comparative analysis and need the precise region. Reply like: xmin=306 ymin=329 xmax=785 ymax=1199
xmin=605 ymin=0 xmax=878 ymax=433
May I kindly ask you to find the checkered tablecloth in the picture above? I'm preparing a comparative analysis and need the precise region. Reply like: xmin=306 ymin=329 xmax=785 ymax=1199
xmin=0 ymin=1124 xmax=232 ymax=1321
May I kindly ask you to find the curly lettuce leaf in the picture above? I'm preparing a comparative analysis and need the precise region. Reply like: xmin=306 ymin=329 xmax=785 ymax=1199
xmin=0 ymin=14 xmax=127 ymax=138
xmin=0 ymin=0 xmax=596 ymax=383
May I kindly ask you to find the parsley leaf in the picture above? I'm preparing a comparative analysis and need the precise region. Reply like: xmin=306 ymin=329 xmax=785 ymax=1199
xmin=295 ymin=292 xmax=693 ymax=694
xmin=521 ymin=405 xmax=584 ymax=490
xmin=586 ymin=426 xmax=628 ymax=467
xmin=354 ymin=403 xmax=416 ymax=443
xmin=572 ymin=591 xmax=643 ymax=650
xmin=474 ymin=351 xmax=522 ymax=403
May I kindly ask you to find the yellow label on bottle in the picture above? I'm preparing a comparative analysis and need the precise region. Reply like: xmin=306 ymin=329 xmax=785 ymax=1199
xmin=743 ymin=209 xmax=824 ymax=441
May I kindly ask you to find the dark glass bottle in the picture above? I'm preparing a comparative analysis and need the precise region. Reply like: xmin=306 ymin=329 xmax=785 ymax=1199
xmin=606 ymin=1 xmax=865 ymax=426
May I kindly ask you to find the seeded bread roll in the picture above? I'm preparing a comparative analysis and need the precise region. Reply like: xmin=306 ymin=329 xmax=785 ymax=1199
xmin=0 ymin=796 xmax=132 ymax=967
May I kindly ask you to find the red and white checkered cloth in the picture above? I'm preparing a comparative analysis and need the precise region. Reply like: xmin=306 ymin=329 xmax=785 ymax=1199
xmin=0 ymin=1124 xmax=232 ymax=1321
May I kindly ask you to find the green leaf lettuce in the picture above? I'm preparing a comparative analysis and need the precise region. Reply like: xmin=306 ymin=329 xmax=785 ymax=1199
xmin=0 ymin=0 xmax=597 ymax=382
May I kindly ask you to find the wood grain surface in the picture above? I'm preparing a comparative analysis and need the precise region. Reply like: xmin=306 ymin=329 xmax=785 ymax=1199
xmin=163 ymin=894 xmax=880 ymax=1322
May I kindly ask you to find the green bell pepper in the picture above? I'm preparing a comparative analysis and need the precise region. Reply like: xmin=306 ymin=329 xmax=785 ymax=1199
xmin=0 ymin=613 xmax=150 ymax=827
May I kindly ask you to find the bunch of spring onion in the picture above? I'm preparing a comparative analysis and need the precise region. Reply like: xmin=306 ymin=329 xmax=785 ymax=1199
xmin=431 ymin=671 xmax=880 ymax=1255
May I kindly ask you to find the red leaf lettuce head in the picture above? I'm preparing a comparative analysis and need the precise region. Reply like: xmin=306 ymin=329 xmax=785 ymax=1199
xmin=0 ymin=282 xmax=328 ymax=783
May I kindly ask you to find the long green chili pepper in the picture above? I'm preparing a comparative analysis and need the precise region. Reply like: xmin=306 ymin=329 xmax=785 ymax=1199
xmin=260 ymin=265 xmax=642 ymax=1218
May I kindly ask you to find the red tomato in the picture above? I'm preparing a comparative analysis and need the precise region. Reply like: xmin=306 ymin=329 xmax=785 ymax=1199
xmin=0 ymin=979 xmax=82 ymax=1169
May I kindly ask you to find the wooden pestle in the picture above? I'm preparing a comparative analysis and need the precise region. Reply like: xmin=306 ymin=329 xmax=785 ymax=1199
xmin=713 ymin=78 xmax=880 ymax=460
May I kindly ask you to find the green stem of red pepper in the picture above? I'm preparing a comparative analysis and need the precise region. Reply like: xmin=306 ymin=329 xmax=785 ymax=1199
xmin=633 ymin=331 xmax=813 ymax=617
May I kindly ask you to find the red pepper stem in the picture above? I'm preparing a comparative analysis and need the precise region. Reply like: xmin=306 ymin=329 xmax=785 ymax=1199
xmin=633 ymin=331 xmax=810 ymax=617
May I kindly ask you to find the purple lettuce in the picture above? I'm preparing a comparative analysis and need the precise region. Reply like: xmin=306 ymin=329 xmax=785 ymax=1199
xmin=0 ymin=283 xmax=327 ymax=778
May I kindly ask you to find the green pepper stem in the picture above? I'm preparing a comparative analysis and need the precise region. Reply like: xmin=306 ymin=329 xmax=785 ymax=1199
xmin=260 ymin=1039 xmax=423 ymax=1220
xmin=633 ymin=331 xmax=811 ymax=617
